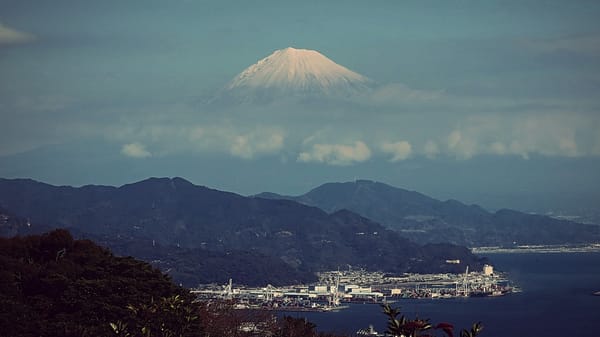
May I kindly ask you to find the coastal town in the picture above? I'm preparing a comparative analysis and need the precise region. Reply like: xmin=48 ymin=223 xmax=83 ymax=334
xmin=191 ymin=263 xmax=518 ymax=312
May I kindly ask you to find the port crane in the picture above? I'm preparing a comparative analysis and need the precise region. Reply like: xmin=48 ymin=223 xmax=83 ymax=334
xmin=263 ymin=284 xmax=275 ymax=302
xmin=462 ymin=266 xmax=470 ymax=296
xmin=222 ymin=278 xmax=233 ymax=299
xmin=327 ymin=271 xmax=341 ymax=307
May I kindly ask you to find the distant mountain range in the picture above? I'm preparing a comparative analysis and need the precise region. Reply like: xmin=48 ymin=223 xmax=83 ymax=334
xmin=255 ymin=180 xmax=600 ymax=247
xmin=0 ymin=177 xmax=483 ymax=286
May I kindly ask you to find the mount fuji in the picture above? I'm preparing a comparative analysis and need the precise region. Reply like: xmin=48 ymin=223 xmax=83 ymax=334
xmin=213 ymin=47 xmax=374 ymax=104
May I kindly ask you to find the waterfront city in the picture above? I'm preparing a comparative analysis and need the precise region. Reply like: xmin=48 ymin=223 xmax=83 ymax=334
xmin=192 ymin=264 xmax=517 ymax=312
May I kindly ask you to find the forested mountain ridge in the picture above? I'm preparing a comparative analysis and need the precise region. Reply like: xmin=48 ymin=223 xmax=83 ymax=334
xmin=256 ymin=180 xmax=600 ymax=246
xmin=0 ymin=177 xmax=484 ymax=286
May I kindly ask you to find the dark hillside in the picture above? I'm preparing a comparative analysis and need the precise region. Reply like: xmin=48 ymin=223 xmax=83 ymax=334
xmin=0 ymin=178 xmax=485 ymax=285
xmin=257 ymin=180 xmax=600 ymax=246
xmin=0 ymin=229 xmax=196 ymax=337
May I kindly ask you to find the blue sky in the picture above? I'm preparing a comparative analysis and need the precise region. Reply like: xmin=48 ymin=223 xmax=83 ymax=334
xmin=1 ymin=0 xmax=599 ymax=216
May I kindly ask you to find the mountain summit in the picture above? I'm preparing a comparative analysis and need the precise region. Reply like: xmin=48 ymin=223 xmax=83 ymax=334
xmin=256 ymin=180 xmax=600 ymax=247
xmin=217 ymin=47 xmax=373 ymax=103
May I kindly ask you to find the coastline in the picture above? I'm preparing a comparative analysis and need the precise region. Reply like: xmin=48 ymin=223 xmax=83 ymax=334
xmin=471 ymin=244 xmax=600 ymax=254
xmin=299 ymin=252 xmax=600 ymax=337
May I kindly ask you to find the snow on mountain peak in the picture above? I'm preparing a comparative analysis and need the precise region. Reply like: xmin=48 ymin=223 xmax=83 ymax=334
xmin=225 ymin=47 xmax=372 ymax=99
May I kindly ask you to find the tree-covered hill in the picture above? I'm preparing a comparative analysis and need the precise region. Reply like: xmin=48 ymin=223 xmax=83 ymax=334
xmin=0 ymin=229 xmax=198 ymax=337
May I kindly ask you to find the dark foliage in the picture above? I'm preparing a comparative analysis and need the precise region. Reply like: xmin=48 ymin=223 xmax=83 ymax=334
xmin=382 ymin=303 xmax=483 ymax=337
xmin=107 ymin=237 xmax=317 ymax=287
xmin=275 ymin=316 xmax=345 ymax=337
xmin=197 ymin=300 xmax=345 ymax=337
xmin=0 ymin=229 xmax=198 ymax=337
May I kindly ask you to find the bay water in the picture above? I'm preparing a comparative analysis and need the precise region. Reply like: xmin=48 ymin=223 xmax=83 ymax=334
xmin=289 ymin=252 xmax=600 ymax=337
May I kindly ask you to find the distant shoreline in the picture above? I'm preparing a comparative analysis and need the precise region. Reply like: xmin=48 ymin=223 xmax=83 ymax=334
xmin=471 ymin=244 xmax=600 ymax=254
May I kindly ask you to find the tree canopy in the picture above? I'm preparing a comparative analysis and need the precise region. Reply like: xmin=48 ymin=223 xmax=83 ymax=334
xmin=0 ymin=229 xmax=197 ymax=337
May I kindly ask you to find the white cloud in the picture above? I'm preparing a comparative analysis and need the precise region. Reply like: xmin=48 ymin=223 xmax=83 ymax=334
xmin=108 ymin=121 xmax=286 ymax=159
xmin=446 ymin=130 xmax=478 ymax=159
xmin=507 ymin=116 xmax=581 ymax=158
xmin=381 ymin=141 xmax=412 ymax=162
xmin=447 ymin=130 xmax=461 ymax=149
xmin=121 ymin=142 xmax=152 ymax=158
xmin=298 ymin=141 xmax=371 ymax=165
xmin=204 ymin=127 xmax=285 ymax=159
xmin=188 ymin=127 xmax=205 ymax=142
xmin=229 ymin=130 xmax=284 ymax=159
xmin=423 ymin=140 xmax=440 ymax=159
xmin=0 ymin=23 xmax=35 ymax=45
xmin=437 ymin=114 xmax=593 ymax=159
xmin=489 ymin=141 xmax=507 ymax=155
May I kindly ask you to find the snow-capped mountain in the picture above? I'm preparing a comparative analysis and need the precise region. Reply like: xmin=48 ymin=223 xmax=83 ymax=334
xmin=215 ymin=47 xmax=373 ymax=104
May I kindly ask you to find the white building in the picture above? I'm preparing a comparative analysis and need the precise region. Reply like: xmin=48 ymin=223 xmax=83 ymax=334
xmin=349 ymin=286 xmax=372 ymax=294
xmin=483 ymin=264 xmax=494 ymax=275
xmin=308 ymin=285 xmax=328 ymax=293
xmin=338 ymin=284 xmax=360 ymax=293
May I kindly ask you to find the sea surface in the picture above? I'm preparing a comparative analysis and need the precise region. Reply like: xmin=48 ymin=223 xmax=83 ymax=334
xmin=287 ymin=253 xmax=600 ymax=337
